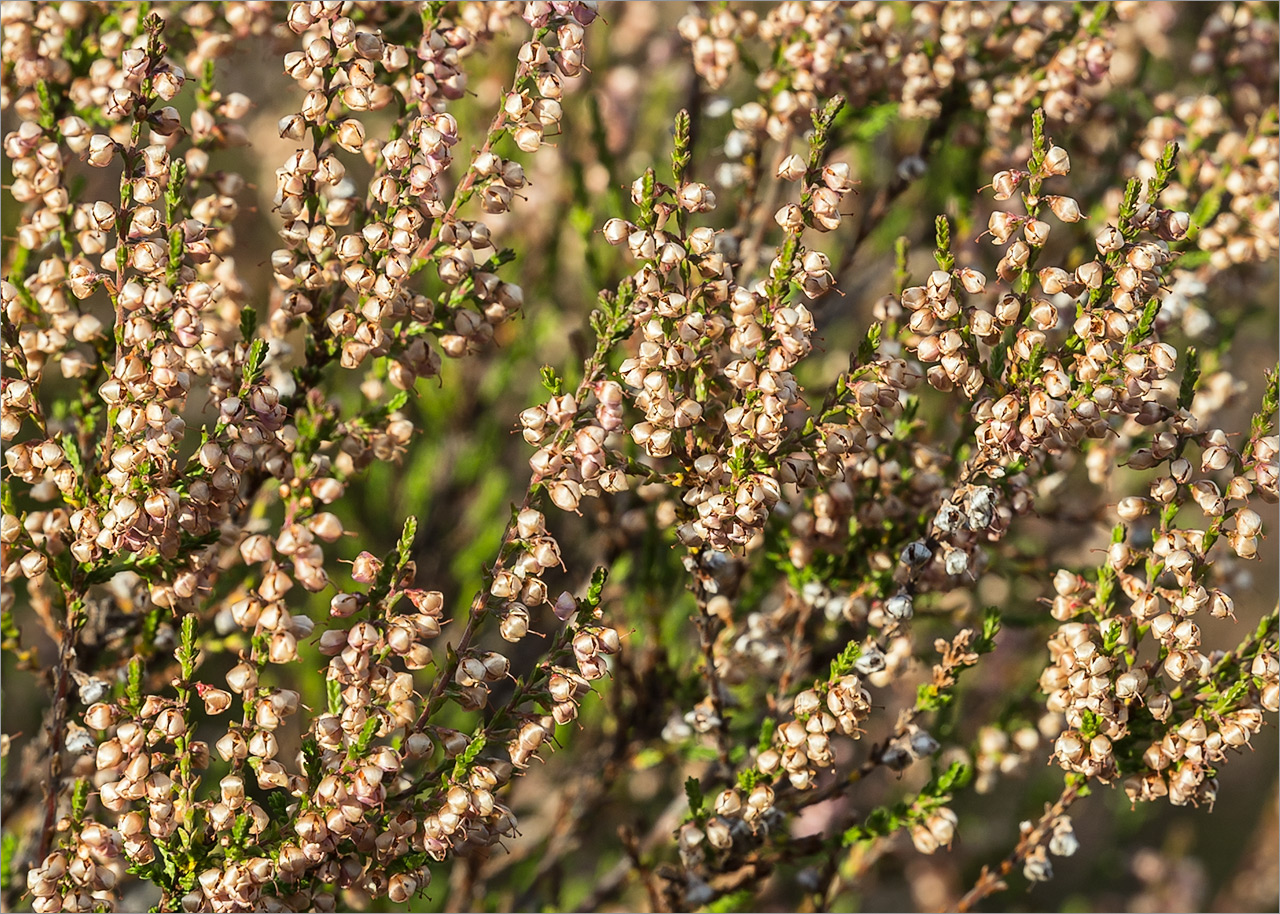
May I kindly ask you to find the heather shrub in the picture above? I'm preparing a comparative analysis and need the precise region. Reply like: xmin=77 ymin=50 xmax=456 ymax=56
xmin=1 ymin=2 xmax=1278 ymax=913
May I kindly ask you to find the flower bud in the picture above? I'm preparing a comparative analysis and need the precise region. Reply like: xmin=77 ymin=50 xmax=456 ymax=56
xmin=1043 ymin=145 xmax=1070 ymax=176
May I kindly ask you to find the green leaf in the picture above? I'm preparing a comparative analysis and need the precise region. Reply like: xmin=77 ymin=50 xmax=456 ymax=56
xmin=356 ymin=389 xmax=410 ymax=432
xmin=540 ymin=365 xmax=563 ymax=396
xmin=856 ymin=322 xmax=882 ymax=367
xmin=196 ymin=59 xmax=216 ymax=108
xmin=829 ymin=640 xmax=862 ymax=679
xmin=805 ymin=95 xmax=846 ymax=177
xmin=1018 ymin=343 xmax=1046 ymax=385
xmin=157 ymin=841 xmax=178 ymax=885
xmin=585 ymin=566 xmax=609 ymax=608
xmin=266 ymin=789 xmax=290 ymax=823
xmin=229 ymin=813 xmax=251 ymax=857
xmin=166 ymin=159 xmax=187 ymax=219
xmin=1131 ymin=295 xmax=1161 ymax=342
xmin=395 ymin=516 xmax=418 ymax=571
xmin=1119 ymin=176 xmax=1142 ymax=240
xmin=59 ymin=432 xmax=85 ymax=480
xmin=989 ymin=327 xmax=1013 ymax=384
xmin=0 ymin=831 xmax=17 ymax=892
xmin=386 ymin=389 xmax=410 ymax=414
xmin=934 ymin=760 xmax=970 ymax=793
xmin=71 ymin=777 xmax=89 ymax=820
xmin=842 ymin=823 xmax=868 ymax=845
xmin=636 ymin=167 xmax=657 ymax=230
xmin=767 ymin=233 xmax=800 ymax=302
xmin=126 ymin=655 xmax=144 ymax=709
xmin=916 ymin=681 xmax=952 ymax=712
xmin=239 ymin=305 xmax=258 ymax=343
xmin=1190 ymin=190 xmax=1222 ymax=236
xmin=1085 ymin=1 xmax=1113 ymax=35
xmin=0 ymin=607 xmax=20 ymax=646
xmin=704 ymin=889 xmax=754 ymax=913
xmin=166 ymin=226 xmax=183 ymax=285
xmin=452 ymin=732 xmax=487 ymax=782
xmin=684 ymin=776 xmax=705 ymax=819
xmin=893 ymin=236 xmax=911 ymax=295
xmin=178 ymin=614 xmax=197 ymax=679
xmin=934 ymin=215 xmax=954 ymax=271
xmin=632 ymin=747 xmax=664 ymax=770
xmin=241 ymin=339 xmax=268 ymax=389
xmin=1101 ymin=614 xmax=1124 ymax=652
xmin=302 ymin=737 xmax=322 ymax=786
xmin=670 ymin=109 xmax=692 ymax=185
xmin=847 ymin=101 xmax=900 ymax=144
xmin=352 ymin=716 xmax=380 ymax=757
xmin=978 ymin=607 xmax=1002 ymax=651
xmin=35 ymin=80 xmax=56 ymax=130
xmin=1078 ymin=709 xmax=1100 ymax=740
xmin=1212 ymin=680 xmax=1249 ymax=714
xmin=1146 ymin=140 xmax=1180 ymax=204
xmin=1027 ymin=108 xmax=1048 ymax=178
xmin=757 ymin=717 xmax=776 ymax=753
xmin=1249 ymin=367 xmax=1278 ymax=441
xmin=140 ymin=607 xmax=161 ymax=649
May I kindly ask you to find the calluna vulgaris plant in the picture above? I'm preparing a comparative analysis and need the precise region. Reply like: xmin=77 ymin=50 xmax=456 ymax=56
xmin=1 ymin=2 xmax=1277 ymax=912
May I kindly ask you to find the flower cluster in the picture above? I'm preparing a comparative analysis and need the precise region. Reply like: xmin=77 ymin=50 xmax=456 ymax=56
xmin=1 ymin=3 xmax=616 ymax=911
xmin=2 ymin=4 xmax=1277 ymax=914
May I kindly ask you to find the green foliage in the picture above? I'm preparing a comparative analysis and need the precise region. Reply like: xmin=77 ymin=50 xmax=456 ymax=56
xmin=933 ymin=215 xmax=954 ymax=272
xmin=1118 ymin=176 xmax=1144 ymax=241
xmin=70 ymin=778 xmax=89 ymax=821
xmin=1027 ymin=107 xmax=1048 ymax=180
xmin=239 ymin=305 xmax=258 ymax=343
xmin=736 ymin=767 xmax=763 ymax=793
xmin=351 ymin=717 xmax=381 ymax=759
xmin=125 ymin=655 xmax=144 ymax=711
xmin=893 ymin=235 xmax=911 ymax=295
xmin=0 ymin=832 xmax=16 ymax=894
xmin=452 ymin=732 xmax=488 ymax=783
xmin=703 ymin=889 xmax=756 ymax=913
xmin=757 ymin=717 xmax=776 ymax=753
xmin=1251 ymin=367 xmax=1279 ymax=441
xmin=1178 ymin=346 xmax=1200 ymax=411
xmin=240 ymin=339 xmax=268 ymax=390
xmin=684 ymin=776 xmax=705 ymax=820
xmin=585 ymin=566 xmax=609 ymax=609
xmin=805 ymin=95 xmax=846 ymax=178
xmin=635 ymin=167 xmax=657 ymax=230
xmin=671 ymin=109 xmax=692 ymax=186
xmin=540 ymin=365 xmax=564 ymax=396
xmin=177 ymin=614 xmax=198 ymax=680
xmin=1146 ymin=140 xmax=1180 ymax=203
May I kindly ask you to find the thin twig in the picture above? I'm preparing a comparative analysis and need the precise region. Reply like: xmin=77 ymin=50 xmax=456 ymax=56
xmin=690 ymin=566 xmax=733 ymax=766
xmin=37 ymin=599 xmax=83 ymax=862
xmin=738 ymin=128 xmax=797 ymax=281
xmin=573 ymin=793 xmax=687 ymax=913
xmin=951 ymin=780 xmax=1082 ymax=913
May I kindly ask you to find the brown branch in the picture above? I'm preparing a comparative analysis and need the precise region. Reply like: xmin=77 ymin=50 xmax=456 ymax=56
xmin=36 ymin=598 xmax=83 ymax=862
xmin=737 ymin=127 xmax=797 ymax=281
xmin=622 ymin=823 xmax=667 ymax=914
xmin=414 ymin=293 xmax=632 ymax=733
xmin=690 ymin=566 xmax=733 ymax=767
xmin=950 ymin=780 xmax=1082 ymax=913
xmin=832 ymin=90 xmax=965 ymax=298
xmin=572 ymin=793 xmax=687 ymax=913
